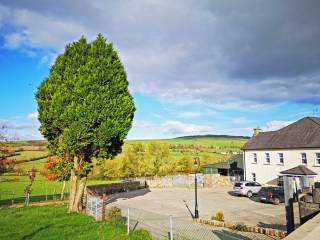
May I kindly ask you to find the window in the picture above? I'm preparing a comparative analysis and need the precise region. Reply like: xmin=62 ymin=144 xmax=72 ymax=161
xmin=278 ymin=176 xmax=284 ymax=186
xmin=316 ymin=153 xmax=320 ymax=166
xmin=253 ymin=153 xmax=257 ymax=163
xmin=252 ymin=173 xmax=256 ymax=182
xmin=278 ymin=153 xmax=284 ymax=164
xmin=265 ymin=153 xmax=270 ymax=164
xmin=301 ymin=153 xmax=307 ymax=164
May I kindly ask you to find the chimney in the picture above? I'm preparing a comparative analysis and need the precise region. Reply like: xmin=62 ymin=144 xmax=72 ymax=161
xmin=253 ymin=128 xmax=262 ymax=136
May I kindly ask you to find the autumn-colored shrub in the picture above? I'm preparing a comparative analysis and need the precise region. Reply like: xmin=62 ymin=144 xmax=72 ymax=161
xmin=211 ymin=210 xmax=224 ymax=221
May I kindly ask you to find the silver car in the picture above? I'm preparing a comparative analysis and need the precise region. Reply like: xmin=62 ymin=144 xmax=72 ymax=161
xmin=233 ymin=181 xmax=262 ymax=198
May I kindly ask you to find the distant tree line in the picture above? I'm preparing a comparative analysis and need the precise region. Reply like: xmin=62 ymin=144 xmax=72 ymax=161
xmin=103 ymin=142 xmax=211 ymax=179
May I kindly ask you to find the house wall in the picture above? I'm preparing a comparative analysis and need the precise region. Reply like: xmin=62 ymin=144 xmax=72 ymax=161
xmin=244 ymin=148 xmax=320 ymax=184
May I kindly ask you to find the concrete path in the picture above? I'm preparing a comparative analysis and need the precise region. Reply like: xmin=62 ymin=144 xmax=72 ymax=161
xmin=107 ymin=187 xmax=290 ymax=239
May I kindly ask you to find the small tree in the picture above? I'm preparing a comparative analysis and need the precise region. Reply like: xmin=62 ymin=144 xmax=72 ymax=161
xmin=36 ymin=34 xmax=135 ymax=212
xmin=24 ymin=167 xmax=36 ymax=205
xmin=0 ymin=125 xmax=15 ymax=175
xmin=42 ymin=155 xmax=72 ymax=199
xmin=147 ymin=142 xmax=170 ymax=176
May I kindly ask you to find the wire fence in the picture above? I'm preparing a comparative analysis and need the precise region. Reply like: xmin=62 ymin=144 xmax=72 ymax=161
xmin=109 ymin=204 xmax=279 ymax=240
xmin=0 ymin=185 xmax=69 ymax=206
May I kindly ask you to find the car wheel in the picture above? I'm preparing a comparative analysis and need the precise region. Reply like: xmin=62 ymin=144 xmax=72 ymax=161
xmin=247 ymin=191 xmax=253 ymax=198
xmin=273 ymin=198 xmax=280 ymax=205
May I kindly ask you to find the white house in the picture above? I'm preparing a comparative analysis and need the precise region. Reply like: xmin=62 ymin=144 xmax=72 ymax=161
xmin=243 ymin=117 xmax=320 ymax=184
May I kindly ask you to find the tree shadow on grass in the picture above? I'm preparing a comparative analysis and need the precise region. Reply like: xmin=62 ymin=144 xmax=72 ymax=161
xmin=212 ymin=230 xmax=251 ymax=240
xmin=21 ymin=224 xmax=53 ymax=240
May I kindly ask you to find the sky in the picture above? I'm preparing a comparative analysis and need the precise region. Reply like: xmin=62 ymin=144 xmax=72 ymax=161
xmin=0 ymin=0 xmax=319 ymax=140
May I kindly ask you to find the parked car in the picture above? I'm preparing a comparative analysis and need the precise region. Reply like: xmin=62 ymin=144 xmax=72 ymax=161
xmin=233 ymin=181 xmax=262 ymax=197
xmin=258 ymin=186 xmax=284 ymax=205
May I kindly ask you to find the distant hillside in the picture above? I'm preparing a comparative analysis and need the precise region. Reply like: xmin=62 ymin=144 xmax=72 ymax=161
xmin=174 ymin=134 xmax=250 ymax=140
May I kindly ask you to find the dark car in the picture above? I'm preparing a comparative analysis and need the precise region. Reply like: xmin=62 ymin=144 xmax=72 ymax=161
xmin=258 ymin=186 xmax=284 ymax=205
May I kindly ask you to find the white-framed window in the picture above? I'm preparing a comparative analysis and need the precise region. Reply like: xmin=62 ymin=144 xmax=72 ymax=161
xmin=315 ymin=153 xmax=320 ymax=166
xmin=301 ymin=153 xmax=307 ymax=164
xmin=253 ymin=153 xmax=257 ymax=163
xmin=252 ymin=173 xmax=256 ymax=182
xmin=265 ymin=153 xmax=270 ymax=164
xmin=278 ymin=153 xmax=284 ymax=164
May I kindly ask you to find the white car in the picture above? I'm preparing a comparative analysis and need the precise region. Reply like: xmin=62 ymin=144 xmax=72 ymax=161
xmin=233 ymin=181 xmax=262 ymax=198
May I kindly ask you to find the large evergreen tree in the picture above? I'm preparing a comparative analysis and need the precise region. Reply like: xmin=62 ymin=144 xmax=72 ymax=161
xmin=36 ymin=34 xmax=135 ymax=212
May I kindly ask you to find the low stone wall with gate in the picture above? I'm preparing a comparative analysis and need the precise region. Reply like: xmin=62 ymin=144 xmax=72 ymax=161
xmin=135 ymin=174 xmax=231 ymax=188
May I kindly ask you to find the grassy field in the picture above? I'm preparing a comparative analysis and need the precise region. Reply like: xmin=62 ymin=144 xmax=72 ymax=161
xmin=0 ymin=174 xmax=117 ymax=205
xmin=0 ymin=135 xmax=248 ymax=205
xmin=127 ymin=135 xmax=248 ymax=163
xmin=0 ymin=205 xmax=152 ymax=240
xmin=9 ymin=150 xmax=49 ymax=162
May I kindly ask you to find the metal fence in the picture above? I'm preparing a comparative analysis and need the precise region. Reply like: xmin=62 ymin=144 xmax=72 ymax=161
xmin=86 ymin=194 xmax=104 ymax=220
xmin=111 ymin=205 xmax=278 ymax=240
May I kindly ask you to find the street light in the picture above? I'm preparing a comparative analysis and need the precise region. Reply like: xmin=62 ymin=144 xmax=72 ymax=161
xmin=194 ymin=154 xmax=200 ymax=219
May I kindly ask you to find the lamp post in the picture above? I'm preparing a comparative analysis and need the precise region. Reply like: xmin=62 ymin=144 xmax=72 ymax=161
xmin=194 ymin=154 xmax=200 ymax=219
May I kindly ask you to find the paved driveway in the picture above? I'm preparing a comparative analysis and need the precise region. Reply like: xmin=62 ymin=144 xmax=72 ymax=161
xmin=110 ymin=187 xmax=299 ymax=230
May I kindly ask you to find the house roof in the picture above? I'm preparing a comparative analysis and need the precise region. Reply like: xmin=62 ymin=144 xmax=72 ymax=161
xmin=243 ymin=117 xmax=320 ymax=150
xmin=202 ymin=154 xmax=243 ymax=170
xmin=280 ymin=165 xmax=317 ymax=176
xmin=202 ymin=162 xmax=230 ymax=169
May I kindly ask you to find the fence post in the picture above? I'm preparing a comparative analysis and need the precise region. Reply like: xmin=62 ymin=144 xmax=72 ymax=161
xmin=53 ymin=188 xmax=56 ymax=200
xmin=102 ymin=193 xmax=106 ymax=220
xmin=11 ymin=191 xmax=15 ymax=206
xmin=169 ymin=215 xmax=173 ymax=240
xmin=127 ymin=208 xmax=130 ymax=235
xmin=95 ymin=199 xmax=98 ymax=220
xmin=46 ymin=188 xmax=48 ymax=201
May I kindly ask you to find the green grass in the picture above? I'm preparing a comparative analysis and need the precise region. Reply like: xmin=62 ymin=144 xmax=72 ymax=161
xmin=0 ymin=174 xmax=118 ymax=205
xmin=0 ymin=205 xmax=152 ymax=240
xmin=1 ymin=135 xmax=247 ymax=205
xmin=9 ymin=150 xmax=49 ymax=162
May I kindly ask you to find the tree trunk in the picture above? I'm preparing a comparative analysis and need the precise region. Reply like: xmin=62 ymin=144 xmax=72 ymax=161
xmin=61 ymin=180 xmax=66 ymax=200
xmin=73 ymin=176 xmax=87 ymax=212
xmin=68 ymin=170 xmax=78 ymax=212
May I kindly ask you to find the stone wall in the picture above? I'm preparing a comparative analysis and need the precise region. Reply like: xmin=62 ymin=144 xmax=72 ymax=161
xmin=136 ymin=174 xmax=232 ymax=188
xmin=203 ymin=174 xmax=231 ymax=187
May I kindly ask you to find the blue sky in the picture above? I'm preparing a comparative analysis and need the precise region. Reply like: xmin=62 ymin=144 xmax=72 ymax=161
xmin=0 ymin=1 xmax=319 ymax=140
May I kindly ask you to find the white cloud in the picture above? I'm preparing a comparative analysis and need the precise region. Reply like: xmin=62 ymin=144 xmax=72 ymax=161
xmin=4 ymin=33 xmax=25 ymax=48
xmin=0 ymin=113 xmax=42 ymax=140
xmin=177 ymin=110 xmax=217 ymax=118
xmin=132 ymin=122 xmax=154 ymax=129
xmin=232 ymin=117 xmax=248 ymax=125
xmin=263 ymin=120 xmax=294 ymax=132
xmin=0 ymin=1 xmax=320 ymax=107
xmin=162 ymin=121 xmax=214 ymax=135
xmin=27 ymin=111 xmax=38 ymax=120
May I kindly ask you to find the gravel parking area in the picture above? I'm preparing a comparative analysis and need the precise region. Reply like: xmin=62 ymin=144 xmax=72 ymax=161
xmin=110 ymin=186 xmax=299 ymax=230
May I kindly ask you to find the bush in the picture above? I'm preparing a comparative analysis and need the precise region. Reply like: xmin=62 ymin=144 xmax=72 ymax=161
xmin=211 ymin=210 xmax=224 ymax=221
xmin=131 ymin=229 xmax=153 ymax=240
xmin=106 ymin=206 xmax=123 ymax=222
xmin=235 ymin=223 xmax=248 ymax=232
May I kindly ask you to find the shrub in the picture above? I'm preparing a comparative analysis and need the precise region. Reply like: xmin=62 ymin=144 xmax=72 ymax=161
xmin=235 ymin=223 xmax=248 ymax=232
xmin=131 ymin=229 xmax=153 ymax=240
xmin=211 ymin=210 xmax=224 ymax=221
xmin=106 ymin=206 xmax=123 ymax=222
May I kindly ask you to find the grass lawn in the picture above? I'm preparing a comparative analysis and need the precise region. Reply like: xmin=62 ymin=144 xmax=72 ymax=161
xmin=0 ymin=205 xmax=152 ymax=240
xmin=9 ymin=150 xmax=49 ymax=162
xmin=0 ymin=174 xmax=118 ymax=205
